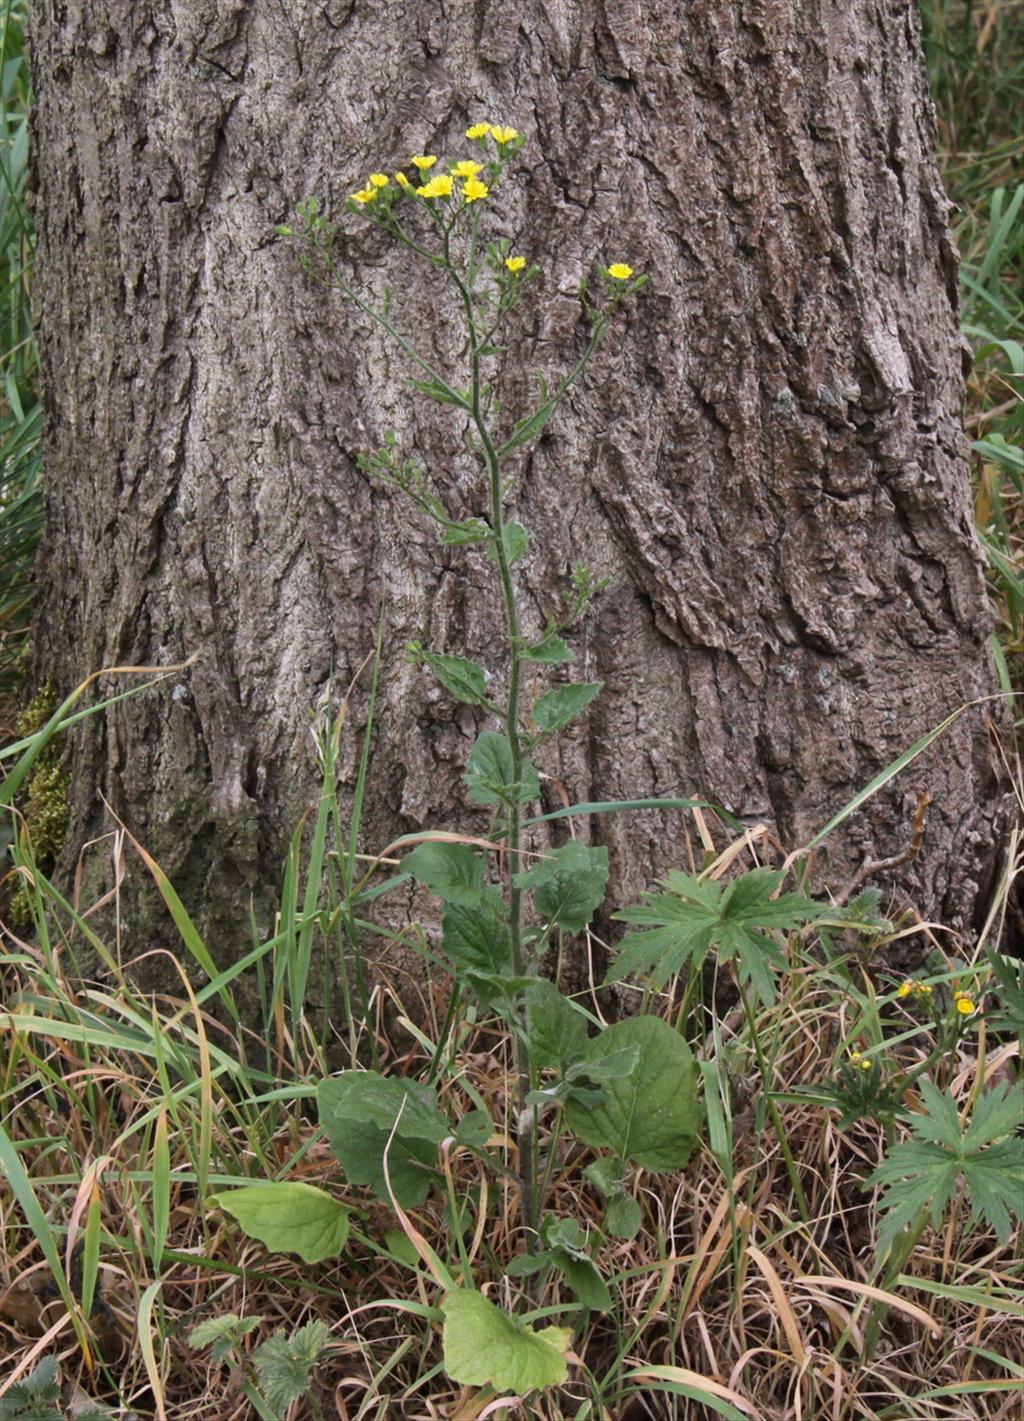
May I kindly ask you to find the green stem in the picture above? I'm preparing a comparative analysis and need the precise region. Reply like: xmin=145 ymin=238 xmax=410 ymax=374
xmin=737 ymin=979 xmax=811 ymax=1222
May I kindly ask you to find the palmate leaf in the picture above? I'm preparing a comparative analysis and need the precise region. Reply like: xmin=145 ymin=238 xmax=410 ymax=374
xmin=608 ymin=867 xmax=825 ymax=1003
xmin=867 ymin=1079 xmax=1024 ymax=1257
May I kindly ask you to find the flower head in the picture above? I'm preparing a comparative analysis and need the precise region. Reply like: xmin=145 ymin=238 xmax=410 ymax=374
xmin=368 ymin=172 xmax=390 ymax=188
xmin=490 ymin=125 xmax=519 ymax=145
xmin=848 ymin=1050 xmax=872 ymax=1073
xmin=466 ymin=122 xmax=492 ymax=139
xmin=954 ymin=993 xmax=977 ymax=1016
xmin=395 ymin=172 xmax=413 ymax=190
xmin=451 ymin=160 xmax=484 ymax=178
xmin=419 ymin=174 xmax=455 ymax=199
xmin=505 ymin=255 xmax=526 ymax=272
xmin=897 ymin=981 xmax=913 ymax=998
xmin=350 ymin=188 xmax=377 ymax=205
xmin=606 ymin=263 xmax=634 ymax=280
xmin=462 ymin=177 xmax=489 ymax=202
xmin=411 ymin=154 xmax=438 ymax=171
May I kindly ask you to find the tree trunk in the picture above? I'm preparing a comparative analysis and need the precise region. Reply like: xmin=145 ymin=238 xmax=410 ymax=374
xmin=28 ymin=0 xmax=1006 ymax=979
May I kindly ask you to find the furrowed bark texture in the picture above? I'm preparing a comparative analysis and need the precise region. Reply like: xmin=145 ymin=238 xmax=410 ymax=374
xmin=29 ymin=0 xmax=1005 ymax=982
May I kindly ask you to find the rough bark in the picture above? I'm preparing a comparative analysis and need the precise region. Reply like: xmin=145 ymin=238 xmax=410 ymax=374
xmin=28 ymin=0 xmax=1006 ymax=980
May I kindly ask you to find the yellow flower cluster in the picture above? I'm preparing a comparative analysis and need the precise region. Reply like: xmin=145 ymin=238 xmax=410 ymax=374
xmin=896 ymin=979 xmax=933 ymax=999
xmin=465 ymin=121 xmax=519 ymax=144
xmin=419 ymin=174 xmax=455 ymax=199
xmin=848 ymin=1050 xmax=873 ymax=1073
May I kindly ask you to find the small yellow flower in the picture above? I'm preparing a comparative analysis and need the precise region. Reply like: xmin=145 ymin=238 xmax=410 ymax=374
xmin=466 ymin=122 xmax=492 ymax=139
xmin=490 ymin=125 xmax=518 ymax=144
xmin=395 ymin=172 xmax=413 ymax=190
xmin=368 ymin=172 xmax=390 ymax=188
xmin=462 ymin=177 xmax=489 ymax=202
xmin=606 ymin=263 xmax=634 ymax=280
xmin=419 ymin=174 xmax=455 ymax=199
xmin=451 ymin=160 xmax=484 ymax=178
xmin=897 ymin=982 xmax=913 ymax=998
xmin=955 ymin=995 xmax=977 ymax=1015
xmin=917 ymin=982 xmax=933 ymax=996
xmin=351 ymin=188 xmax=377 ymax=205
xmin=505 ymin=255 xmax=526 ymax=272
xmin=411 ymin=154 xmax=438 ymax=170
xmin=849 ymin=1051 xmax=873 ymax=1072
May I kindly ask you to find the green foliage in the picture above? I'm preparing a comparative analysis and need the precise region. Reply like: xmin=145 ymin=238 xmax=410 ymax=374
xmin=531 ymin=680 xmax=603 ymax=735
xmin=0 ymin=1357 xmax=109 ymax=1421
xmin=564 ymin=1016 xmax=701 ymax=1170
xmin=189 ymin=1313 xmax=263 ymax=1365
xmin=464 ymin=730 xmax=540 ymax=806
xmin=441 ymin=1288 xmax=572 ymax=1393
xmin=610 ymin=866 xmax=826 ymax=1003
xmin=210 ymin=1182 xmax=351 ymax=1264
xmin=515 ymin=840 xmax=609 ymax=933
xmin=868 ymin=1078 xmax=1024 ymax=1258
xmin=253 ymin=1320 xmax=330 ymax=1418
xmin=317 ymin=1072 xmax=448 ymax=1207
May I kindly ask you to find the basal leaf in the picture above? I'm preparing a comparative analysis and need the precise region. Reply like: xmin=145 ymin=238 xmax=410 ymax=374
xmin=565 ymin=1016 xmax=701 ymax=1169
xmin=442 ymin=1288 xmax=572 ymax=1392
xmin=318 ymin=1072 xmax=448 ymax=1207
xmin=209 ymin=1182 xmax=350 ymax=1264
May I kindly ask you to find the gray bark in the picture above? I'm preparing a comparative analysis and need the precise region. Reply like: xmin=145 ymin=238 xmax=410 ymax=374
xmin=28 ymin=0 xmax=1006 ymax=976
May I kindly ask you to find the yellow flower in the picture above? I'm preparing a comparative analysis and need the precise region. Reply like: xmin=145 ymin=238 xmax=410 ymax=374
xmin=411 ymin=154 xmax=437 ymax=170
xmin=451 ymin=160 xmax=484 ymax=177
xmin=419 ymin=174 xmax=455 ymax=199
xmin=606 ymin=262 xmax=634 ymax=280
xmin=350 ymin=188 xmax=377 ymax=205
xmin=505 ymin=255 xmax=526 ymax=272
xmin=466 ymin=122 xmax=492 ymax=139
xmin=462 ymin=177 xmax=489 ymax=202
xmin=490 ymin=125 xmax=518 ymax=144
xmin=897 ymin=982 xmax=913 ymax=998
xmin=368 ymin=172 xmax=390 ymax=188
xmin=955 ymin=995 xmax=977 ymax=1015
xmin=917 ymin=982 xmax=933 ymax=996
xmin=395 ymin=172 xmax=413 ymax=190
xmin=849 ymin=1051 xmax=873 ymax=1073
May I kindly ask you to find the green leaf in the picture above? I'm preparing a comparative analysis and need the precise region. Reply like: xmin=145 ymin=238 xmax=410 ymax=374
xmin=465 ymin=731 xmax=540 ymax=806
xmin=867 ymin=1079 xmax=1024 ymax=1257
xmin=565 ymin=1016 xmax=701 ymax=1169
xmin=487 ymin=520 xmax=528 ymax=565
xmin=442 ymin=1289 xmax=572 ymax=1392
xmin=604 ymin=1192 xmax=643 ymax=1240
xmin=523 ymin=978 xmax=589 ymax=1069
xmin=209 ymin=1182 xmax=350 ymax=1264
xmin=442 ymin=886 xmax=511 ymax=975
xmin=526 ymin=842 xmax=609 ymax=933
xmin=419 ymin=652 xmax=491 ymax=706
xmin=542 ymin=1218 xmax=612 ymax=1311
xmin=441 ymin=518 xmax=492 ymax=547
xmin=409 ymin=376 xmax=469 ymax=407
xmin=610 ymin=867 xmax=825 ymax=1003
xmin=403 ymin=841 xmax=484 ymax=906
xmin=521 ymin=633 xmax=573 ymax=664
xmin=455 ymin=1109 xmax=494 ymax=1148
xmin=254 ymin=1320 xmax=329 ymax=1416
xmin=532 ymin=681 xmax=603 ymax=734
xmin=318 ymin=1072 xmax=448 ymax=1207
xmin=189 ymin=1313 xmax=263 ymax=1365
